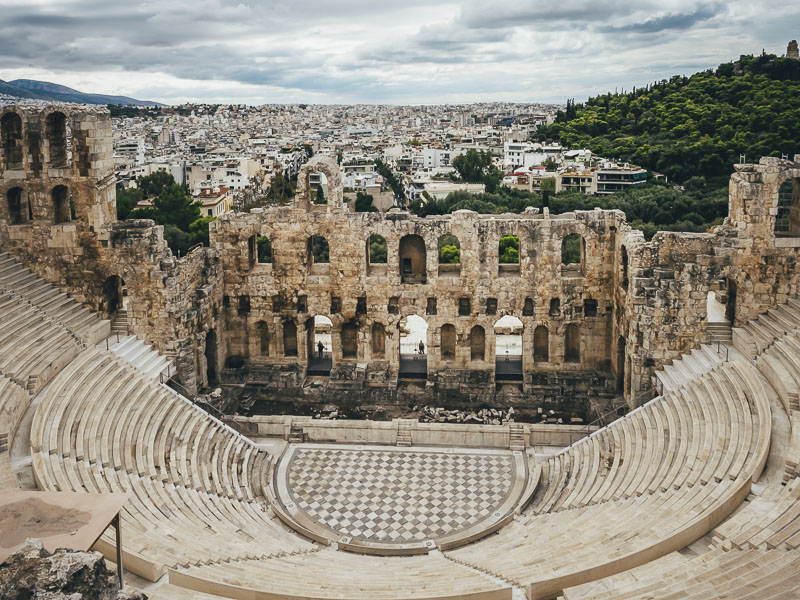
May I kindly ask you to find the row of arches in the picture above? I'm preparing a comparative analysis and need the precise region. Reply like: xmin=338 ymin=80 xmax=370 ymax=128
xmin=4 ymin=185 xmax=72 ymax=225
xmin=2 ymin=110 xmax=71 ymax=170
xmin=253 ymin=316 xmax=582 ymax=366
xmin=249 ymin=232 xmax=587 ymax=281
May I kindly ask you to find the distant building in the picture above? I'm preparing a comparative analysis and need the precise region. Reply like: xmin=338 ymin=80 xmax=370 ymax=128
xmin=596 ymin=165 xmax=648 ymax=195
xmin=788 ymin=40 xmax=799 ymax=59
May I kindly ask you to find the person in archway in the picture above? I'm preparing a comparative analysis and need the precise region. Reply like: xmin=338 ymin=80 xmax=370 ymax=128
xmin=317 ymin=340 xmax=324 ymax=358
xmin=418 ymin=340 xmax=425 ymax=355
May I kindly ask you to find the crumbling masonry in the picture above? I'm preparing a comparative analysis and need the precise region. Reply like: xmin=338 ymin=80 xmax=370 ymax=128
xmin=1 ymin=105 xmax=799 ymax=414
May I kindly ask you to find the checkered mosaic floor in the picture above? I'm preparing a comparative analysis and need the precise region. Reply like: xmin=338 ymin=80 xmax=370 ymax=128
xmin=285 ymin=446 xmax=515 ymax=544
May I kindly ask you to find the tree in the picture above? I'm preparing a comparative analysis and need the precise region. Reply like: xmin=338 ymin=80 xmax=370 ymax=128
xmin=452 ymin=149 xmax=504 ymax=192
xmin=266 ymin=171 xmax=295 ymax=204
xmin=439 ymin=245 xmax=460 ymax=264
xmin=136 ymin=171 xmax=175 ymax=198
xmin=369 ymin=235 xmax=387 ymax=263
xmin=188 ymin=216 xmax=214 ymax=248
xmin=499 ymin=235 xmax=519 ymax=264
xmin=163 ymin=224 xmax=190 ymax=257
xmin=256 ymin=236 xmax=273 ymax=263
xmin=153 ymin=183 xmax=201 ymax=231
xmin=374 ymin=159 xmax=405 ymax=203
xmin=355 ymin=192 xmax=377 ymax=212
xmin=116 ymin=186 xmax=143 ymax=220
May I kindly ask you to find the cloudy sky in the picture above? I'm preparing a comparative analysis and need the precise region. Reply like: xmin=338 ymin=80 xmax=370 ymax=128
xmin=0 ymin=0 xmax=797 ymax=105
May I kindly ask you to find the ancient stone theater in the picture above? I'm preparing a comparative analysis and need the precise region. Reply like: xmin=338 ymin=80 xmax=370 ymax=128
xmin=2 ymin=104 xmax=800 ymax=599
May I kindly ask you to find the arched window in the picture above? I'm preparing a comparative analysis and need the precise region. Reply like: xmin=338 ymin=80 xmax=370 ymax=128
xmin=561 ymin=233 xmax=582 ymax=273
xmin=46 ymin=112 xmax=68 ymax=168
xmin=1 ymin=112 xmax=23 ymax=169
xmin=399 ymin=234 xmax=426 ymax=283
xmin=523 ymin=297 xmax=534 ymax=316
xmin=368 ymin=234 xmax=387 ymax=263
xmin=307 ymin=234 xmax=329 ymax=268
xmin=257 ymin=236 xmax=272 ymax=263
xmin=309 ymin=171 xmax=327 ymax=205
xmin=534 ymin=325 xmax=549 ymax=362
xmin=441 ymin=324 xmax=456 ymax=360
xmin=341 ymin=322 xmax=358 ymax=358
xmin=438 ymin=234 xmax=460 ymax=276
xmin=371 ymin=322 xmax=386 ymax=357
xmin=52 ymin=185 xmax=70 ymax=224
xmin=470 ymin=325 xmax=485 ymax=361
xmin=257 ymin=321 xmax=270 ymax=356
xmin=283 ymin=321 xmax=298 ymax=357
xmin=565 ymin=324 xmax=580 ymax=363
xmin=6 ymin=187 xmax=25 ymax=225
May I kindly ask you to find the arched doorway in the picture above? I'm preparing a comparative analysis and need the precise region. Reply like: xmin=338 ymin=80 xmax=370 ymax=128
xmin=205 ymin=329 xmax=218 ymax=386
xmin=101 ymin=275 xmax=126 ymax=318
xmin=341 ymin=322 xmax=358 ymax=359
xmin=283 ymin=321 xmax=298 ymax=357
xmin=494 ymin=315 xmax=523 ymax=380
xmin=399 ymin=235 xmax=427 ymax=284
xmin=307 ymin=315 xmax=332 ymax=375
xmin=399 ymin=315 xmax=428 ymax=379
xmin=726 ymin=279 xmax=737 ymax=325
xmin=617 ymin=336 xmax=626 ymax=393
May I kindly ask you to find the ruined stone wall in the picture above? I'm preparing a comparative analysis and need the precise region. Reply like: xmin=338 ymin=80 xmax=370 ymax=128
xmin=4 ymin=105 xmax=800 ymax=412
xmin=0 ymin=105 xmax=223 ymax=394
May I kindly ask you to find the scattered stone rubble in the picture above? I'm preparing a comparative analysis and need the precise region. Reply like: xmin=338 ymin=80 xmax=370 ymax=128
xmin=0 ymin=538 xmax=146 ymax=600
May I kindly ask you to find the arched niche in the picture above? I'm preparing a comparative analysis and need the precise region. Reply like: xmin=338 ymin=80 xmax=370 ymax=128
xmin=470 ymin=325 xmax=485 ymax=361
xmin=52 ymin=185 xmax=71 ymax=224
xmin=534 ymin=325 xmax=549 ymax=362
xmin=341 ymin=322 xmax=359 ymax=359
xmin=440 ymin=323 xmax=456 ymax=360
xmin=565 ymin=324 xmax=581 ymax=363
xmin=371 ymin=322 xmax=386 ymax=358
xmin=1 ymin=111 xmax=23 ymax=169
xmin=46 ymin=111 xmax=69 ymax=168
xmin=399 ymin=234 xmax=427 ymax=284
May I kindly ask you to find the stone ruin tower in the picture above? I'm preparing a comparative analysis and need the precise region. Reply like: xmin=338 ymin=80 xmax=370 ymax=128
xmin=788 ymin=40 xmax=799 ymax=59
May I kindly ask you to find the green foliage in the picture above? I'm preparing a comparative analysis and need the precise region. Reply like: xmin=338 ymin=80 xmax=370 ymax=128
xmin=136 ymin=171 xmax=175 ymax=198
xmin=116 ymin=185 xmax=143 ymax=220
xmin=538 ymin=54 xmax=800 ymax=184
xmin=128 ymin=207 xmax=155 ymax=220
xmin=188 ymin=216 xmax=214 ymax=248
xmin=266 ymin=172 xmax=295 ymax=204
xmin=369 ymin=235 xmax=387 ymax=263
xmin=163 ymin=224 xmax=190 ymax=257
xmin=153 ymin=183 xmax=201 ymax=231
xmin=374 ymin=159 xmax=405 ymax=203
xmin=256 ymin=236 xmax=272 ymax=263
xmin=499 ymin=234 xmax=519 ymax=264
xmin=438 ymin=234 xmax=461 ymax=264
xmin=310 ymin=234 xmax=329 ymax=263
xmin=561 ymin=233 xmax=581 ymax=265
xmin=452 ymin=149 xmax=504 ymax=193
xmin=355 ymin=192 xmax=378 ymax=212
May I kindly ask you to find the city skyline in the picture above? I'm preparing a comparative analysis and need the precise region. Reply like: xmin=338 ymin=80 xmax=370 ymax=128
xmin=0 ymin=0 xmax=797 ymax=105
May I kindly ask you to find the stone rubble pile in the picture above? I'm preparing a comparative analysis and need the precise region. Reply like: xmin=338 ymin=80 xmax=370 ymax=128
xmin=415 ymin=405 xmax=517 ymax=424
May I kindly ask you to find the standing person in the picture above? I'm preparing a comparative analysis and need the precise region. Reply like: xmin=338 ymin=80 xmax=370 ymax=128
xmin=318 ymin=340 xmax=324 ymax=358
xmin=418 ymin=340 xmax=425 ymax=355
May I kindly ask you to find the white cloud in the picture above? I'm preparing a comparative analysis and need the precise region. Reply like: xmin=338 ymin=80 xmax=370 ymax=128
xmin=0 ymin=0 xmax=796 ymax=104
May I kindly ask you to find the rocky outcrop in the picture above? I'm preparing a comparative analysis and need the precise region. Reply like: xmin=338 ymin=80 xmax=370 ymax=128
xmin=0 ymin=538 xmax=147 ymax=600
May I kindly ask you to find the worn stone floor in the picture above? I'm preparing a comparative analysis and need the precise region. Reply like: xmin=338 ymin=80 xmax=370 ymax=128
xmin=279 ymin=444 xmax=518 ymax=544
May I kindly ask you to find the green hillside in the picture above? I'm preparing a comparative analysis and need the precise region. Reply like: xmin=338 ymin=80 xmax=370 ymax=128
xmin=537 ymin=53 xmax=800 ymax=184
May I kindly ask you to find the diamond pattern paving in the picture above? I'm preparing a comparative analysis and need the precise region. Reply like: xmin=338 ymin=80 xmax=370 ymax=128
xmin=285 ymin=446 xmax=515 ymax=544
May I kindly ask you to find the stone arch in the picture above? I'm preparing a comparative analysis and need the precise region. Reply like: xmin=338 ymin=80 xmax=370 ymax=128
xmin=283 ymin=320 xmax=298 ymax=357
xmin=256 ymin=320 xmax=270 ymax=356
xmin=399 ymin=314 xmax=428 ymax=379
xmin=494 ymin=315 xmax=523 ymax=380
xmin=101 ymin=275 xmax=126 ymax=318
xmin=470 ymin=325 xmax=485 ymax=361
xmin=440 ymin=323 xmax=456 ymax=360
xmin=498 ymin=233 xmax=520 ymax=277
xmin=561 ymin=233 xmax=582 ymax=273
xmin=52 ymin=185 xmax=71 ymax=224
xmin=534 ymin=325 xmax=549 ymax=362
xmin=296 ymin=155 xmax=344 ymax=210
xmin=1 ymin=111 xmax=23 ymax=169
xmin=6 ymin=187 xmax=27 ymax=225
xmin=399 ymin=234 xmax=427 ymax=283
xmin=341 ymin=322 xmax=359 ymax=359
xmin=371 ymin=322 xmax=386 ymax=358
xmin=565 ymin=324 xmax=581 ymax=363
xmin=46 ymin=111 xmax=69 ymax=168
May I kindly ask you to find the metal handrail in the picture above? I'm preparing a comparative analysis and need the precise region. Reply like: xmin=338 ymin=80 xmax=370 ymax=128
xmin=716 ymin=340 xmax=730 ymax=362
xmin=568 ymin=387 xmax=656 ymax=447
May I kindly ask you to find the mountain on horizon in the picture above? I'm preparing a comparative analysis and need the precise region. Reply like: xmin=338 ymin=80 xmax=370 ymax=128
xmin=0 ymin=78 xmax=162 ymax=107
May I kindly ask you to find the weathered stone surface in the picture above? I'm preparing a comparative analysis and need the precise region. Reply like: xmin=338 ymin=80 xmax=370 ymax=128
xmin=0 ymin=539 xmax=146 ymax=600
